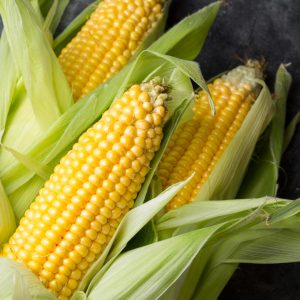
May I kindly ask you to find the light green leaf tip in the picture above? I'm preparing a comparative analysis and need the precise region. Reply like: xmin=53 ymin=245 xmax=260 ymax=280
xmin=0 ymin=180 xmax=16 ymax=245
xmin=0 ymin=258 xmax=56 ymax=300
xmin=0 ymin=0 xmax=73 ymax=129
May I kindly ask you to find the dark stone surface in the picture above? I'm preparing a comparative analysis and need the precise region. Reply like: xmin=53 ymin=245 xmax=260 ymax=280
xmin=2 ymin=0 xmax=300 ymax=298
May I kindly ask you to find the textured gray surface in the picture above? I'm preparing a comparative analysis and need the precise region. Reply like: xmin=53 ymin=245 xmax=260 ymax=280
xmin=2 ymin=0 xmax=300 ymax=299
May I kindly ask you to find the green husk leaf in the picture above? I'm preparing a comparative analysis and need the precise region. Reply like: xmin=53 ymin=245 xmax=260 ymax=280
xmin=126 ymin=176 xmax=163 ymax=249
xmin=0 ymin=180 xmax=16 ymax=245
xmin=85 ymin=224 xmax=222 ymax=300
xmin=37 ymin=0 xmax=59 ymax=18
xmin=156 ymin=199 xmax=293 ymax=299
xmin=268 ymin=198 xmax=300 ymax=223
xmin=0 ymin=258 xmax=56 ymax=300
xmin=284 ymin=112 xmax=300 ymax=152
xmin=0 ymin=85 xmax=49 ymax=175
xmin=44 ymin=0 xmax=70 ymax=33
xmin=226 ymin=228 xmax=300 ymax=264
xmin=238 ymin=65 xmax=292 ymax=198
xmin=149 ymin=1 xmax=222 ymax=60
xmin=194 ymin=80 xmax=274 ymax=201
xmin=1 ymin=144 xmax=52 ymax=180
xmin=0 ymin=0 xmax=73 ymax=129
xmin=190 ymin=202 xmax=300 ymax=300
xmin=71 ymin=292 xmax=87 ymax=300
xmin=157 ymin=197 xmax=287 ymax=232
xmin=3 ymin=51 xmax=206 ymax=219
xmin=0 ymin=32 xmax=18 ymax=132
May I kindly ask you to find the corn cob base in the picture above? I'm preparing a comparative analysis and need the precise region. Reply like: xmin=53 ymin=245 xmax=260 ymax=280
xmin=2 ymin=79 xmax=169 ymax=299
xmin=157 ymin=63 xmax=263 ymax=211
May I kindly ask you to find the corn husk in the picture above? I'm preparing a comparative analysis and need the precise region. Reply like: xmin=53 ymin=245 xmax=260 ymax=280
xmin=237 ymin=65 xmax=292 ymax=198
xmin=284 ymin=112 xmax=300 ymax=152
xmin=72 ymin=196 xmax=300 ymax=300
xmin=0 ymin=258 xmax=56 ymax=300
xmin=80 ymin=224 xmax=223 ymax=300
xmin=0 ymin=179 xmax=15 ymax=245
xmin=0 ymin=0 xmax=73 ymax=128
xmin=0 ymin=1 xmax=220 ymax=220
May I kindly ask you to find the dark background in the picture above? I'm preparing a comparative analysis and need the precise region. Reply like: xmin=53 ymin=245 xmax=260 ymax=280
xmin=59 ymin=1 xmax=300 ymax=299
xmin=2 ymin=0 xmax=300 ymax=299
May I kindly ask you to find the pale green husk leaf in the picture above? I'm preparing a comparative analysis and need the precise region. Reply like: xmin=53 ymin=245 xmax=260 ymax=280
xmin=238 ymin=64 xmax=292 ymax=198
xmin=284 ymin=109 xmax=300 ymax=152
xmin=0 ymin=0 xmax=73 ymax=128
xmin=0 ymin=180 xmax=16 ymax=245
xmin=0 ymin=258 xmax=56 ymax=300
xmin=82 ymin=224 xmax=222 ymax=300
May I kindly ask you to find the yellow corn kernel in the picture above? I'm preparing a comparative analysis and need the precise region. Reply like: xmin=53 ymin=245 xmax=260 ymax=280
xmin=59 ymin=0 xmax=164 ymax=100
xmin=3 ymin=80 xmax=169 ymax=299
xmin=157 ymin=64 xmax=262 ymax=211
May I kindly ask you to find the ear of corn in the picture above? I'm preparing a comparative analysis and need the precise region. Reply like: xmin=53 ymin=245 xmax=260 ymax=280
xmin=59 ymin=0 xmax=165 ymax=100
xmin=155 ymin=66 xmax=292 ymax=300
xmin=3 ymin=53 xmax=207 ymax=221
xmin=2 ymin=80 xmax=169 ymax=299
xmin=0 ymin=0 xmax=218 ymax=220
xmin=157 ymin=61 xmax=273 ymax=210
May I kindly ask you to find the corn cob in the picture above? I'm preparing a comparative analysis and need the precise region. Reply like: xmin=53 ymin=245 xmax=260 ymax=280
xmin=2 ymin=79 xmax=169 ymax=299
xmin=59 ymin=0 xmax=164 ymax=100
xmin=157 ymin=62 xmax=263 ymax=211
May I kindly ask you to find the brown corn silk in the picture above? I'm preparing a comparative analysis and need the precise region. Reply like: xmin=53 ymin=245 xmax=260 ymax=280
xmin=2 ymin=80 xmax=169 ymax=299
xmin=59 ymin=0 xmax=164 ymax=100
xmin=157 ymin=62 xmax=263 ymax=211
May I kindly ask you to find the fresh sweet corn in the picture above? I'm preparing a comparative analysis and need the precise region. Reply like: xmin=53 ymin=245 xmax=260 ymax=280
xmin=2 ymin=80 xmax=169 ymax=299
xmin=59 ymin=0 xmax=164 ymax=100
xmin=157 ymin=62 xmax=263 ymax=211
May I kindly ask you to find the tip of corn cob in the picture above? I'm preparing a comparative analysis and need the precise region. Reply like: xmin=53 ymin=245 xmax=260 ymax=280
xmin=245 ymin=58 xmax=266 ymax=79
